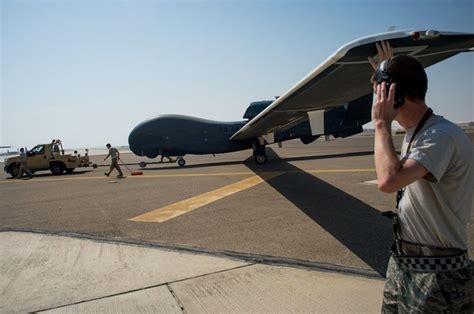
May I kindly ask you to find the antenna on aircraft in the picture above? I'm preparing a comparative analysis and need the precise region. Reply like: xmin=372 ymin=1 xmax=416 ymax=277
xmin=387 ymin=26 xmax=396 ymax=32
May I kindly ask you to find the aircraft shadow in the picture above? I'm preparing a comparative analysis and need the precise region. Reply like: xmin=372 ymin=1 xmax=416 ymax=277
xmin=140 ymin=149 xmax=394 ymax=171
xmin=141 ymin=159 xmax=247 ymax=171
xmin=280 ymin=151 xmax=374 ymax=162
xmin=246 ymin=148 xmax=392 ymax=276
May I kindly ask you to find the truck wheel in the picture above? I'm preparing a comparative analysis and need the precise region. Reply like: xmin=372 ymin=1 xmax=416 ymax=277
xmin=50 ymin=162 xmax=66 ymax=175
xmin=9 ymin=164 xmax=20 ymax=178
xmin=66 ymin=168 xmax=75 ymax=174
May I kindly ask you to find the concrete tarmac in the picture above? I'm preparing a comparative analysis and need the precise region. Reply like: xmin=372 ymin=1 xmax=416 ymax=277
xmin=1 ymin=231 xmax=384 ymax=313
xmin=1 ymin=134 xmax=473 ymax=312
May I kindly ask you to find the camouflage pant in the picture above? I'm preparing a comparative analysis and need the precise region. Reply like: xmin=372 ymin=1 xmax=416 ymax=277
xmin=18 ymin=162 xmax=33 ymax=178
xmin=382 ymin=256 xmax=473 ymax=313
xmin=107 ymin=159 xmax=123 ymax=176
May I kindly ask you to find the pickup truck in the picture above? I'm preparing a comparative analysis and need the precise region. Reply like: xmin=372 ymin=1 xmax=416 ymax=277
xmin=4 ymin=142 xmax=97 ymax=177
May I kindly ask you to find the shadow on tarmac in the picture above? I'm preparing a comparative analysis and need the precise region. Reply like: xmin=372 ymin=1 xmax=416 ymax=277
xmin=7 ymin=170 xmax=93 ymax=180
xmin=142 ymin=159 xmax=246 ymax=171
xmin=246 ymin=148 xmax=392 ymax=276
xmin=139 ymin=150 xmax=394 ymax=171
xmin=281 ymin=151 xmax=374 ymax=162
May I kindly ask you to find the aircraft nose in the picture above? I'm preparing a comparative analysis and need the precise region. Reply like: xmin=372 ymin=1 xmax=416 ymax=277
xmin=128 ymin=125 xmax=145 ymax=156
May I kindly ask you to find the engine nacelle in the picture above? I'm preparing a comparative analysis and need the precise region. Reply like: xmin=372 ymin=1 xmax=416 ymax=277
xmin=243 ymin=100 xmax=273 ymax=121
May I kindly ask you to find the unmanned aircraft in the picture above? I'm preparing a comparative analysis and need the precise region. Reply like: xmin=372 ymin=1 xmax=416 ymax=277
xmin=128 ymin=30 xmax=474 ymax=167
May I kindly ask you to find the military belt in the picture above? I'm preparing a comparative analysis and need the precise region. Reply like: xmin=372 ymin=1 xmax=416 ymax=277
xmin=394 ymin=252 xmax=470 ymax=272
xmin=382 ymin=211 xmax=470 ymax=272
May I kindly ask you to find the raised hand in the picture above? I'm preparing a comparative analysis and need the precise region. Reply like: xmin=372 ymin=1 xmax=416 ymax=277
xmin=368 ymin=41 xmax=393 ymax=70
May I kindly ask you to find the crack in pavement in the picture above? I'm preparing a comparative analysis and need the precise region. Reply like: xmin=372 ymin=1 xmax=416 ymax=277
xmin=35 ymin=263 xmax=256 ymax=313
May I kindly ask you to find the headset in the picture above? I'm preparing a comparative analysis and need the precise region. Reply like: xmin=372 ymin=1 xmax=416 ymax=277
xmin=374 ymin=59 xmax=405 ymax=108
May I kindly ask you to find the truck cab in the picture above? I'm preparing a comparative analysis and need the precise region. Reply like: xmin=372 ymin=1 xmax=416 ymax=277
xmin=27 ymin=145 xmax=50 ymax=170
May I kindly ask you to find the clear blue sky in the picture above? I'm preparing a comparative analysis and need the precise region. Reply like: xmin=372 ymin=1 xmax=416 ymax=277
xmin=1 ymin=0 xmax=473 ymax=149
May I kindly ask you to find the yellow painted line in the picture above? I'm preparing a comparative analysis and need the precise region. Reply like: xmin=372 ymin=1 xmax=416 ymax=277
xmin=0 ymin=168 xmax=376 ymax=184
xmin=307 ymin=168 xmax=375 ymax=174
xmin=0 ymin=172 xmax=254 ymax=184
xmin=129 ymin=172 xmax=283 ymax=223
xmin=130 ymin=172 xmax=254 ymax=178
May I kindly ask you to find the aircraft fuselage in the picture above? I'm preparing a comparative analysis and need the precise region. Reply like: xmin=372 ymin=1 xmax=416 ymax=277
xmin=128 ymin=93 xmax=372 ymax=162
xmin=128 ymin=115 xmax=253 ymax=158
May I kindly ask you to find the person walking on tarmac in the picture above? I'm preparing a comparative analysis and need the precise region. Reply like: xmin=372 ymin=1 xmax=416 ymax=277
xmin=18 ymin=147 xmax=33 ymax=179
xmin=369 ymin=42 xmax=472 ymax=312
xmin=104 ymin=143 xmax=124 ymax=178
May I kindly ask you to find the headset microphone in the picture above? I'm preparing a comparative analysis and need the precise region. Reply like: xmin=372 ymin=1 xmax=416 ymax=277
xmin=374 ymin=59 xmax=405 ymax=108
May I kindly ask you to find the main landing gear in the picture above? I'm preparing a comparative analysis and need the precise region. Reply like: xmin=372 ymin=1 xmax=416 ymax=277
xmin=253 ymin=143 xmax=267 ymax=165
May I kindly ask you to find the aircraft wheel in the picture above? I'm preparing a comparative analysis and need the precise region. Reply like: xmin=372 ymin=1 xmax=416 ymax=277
xmin=255 ymin=154 xmax=267 ymax=165
xmin=139 ymin=161 xmax=147 ymax=168
xmin=178 ymin=158 xmax=186 ymax=167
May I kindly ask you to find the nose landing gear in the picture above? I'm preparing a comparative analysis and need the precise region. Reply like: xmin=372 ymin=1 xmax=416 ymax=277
xmin=177 ymin=157 xmax=186 ymax=167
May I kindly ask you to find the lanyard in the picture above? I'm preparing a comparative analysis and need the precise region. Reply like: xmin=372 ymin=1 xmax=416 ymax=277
xmin=396 ymin=108 xmax=433 ymax=209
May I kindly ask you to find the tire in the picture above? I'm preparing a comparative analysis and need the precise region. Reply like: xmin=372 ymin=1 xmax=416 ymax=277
xmin=178 ymin=158 xmax=186 ymax=167
xmin=139 ymin=161 xmax=147 ymax=168
xmin=66 ymin=168 xmax=75 ymax=174
xmin=9 ymin=164 xmax=20 ymax=178
xmin=50 ymin=162 xmax=66 ymax=175
xmin=255 ymin=154 xmax=267 ymax=165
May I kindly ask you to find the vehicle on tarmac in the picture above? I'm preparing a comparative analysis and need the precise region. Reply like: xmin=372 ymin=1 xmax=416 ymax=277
xmin=3 ymin=141 xmax=97 ymax=177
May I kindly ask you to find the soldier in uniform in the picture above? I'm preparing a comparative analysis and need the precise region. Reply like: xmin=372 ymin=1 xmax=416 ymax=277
xmin=17 ymin=148 xmax=33 ymax=179
xmin=51 ymin=139 xmax=60 ymax=157
xmin=369 ymin=42 xmax=473 ymax=312
xmin=104 ymin=143 xmax=124 ymax=178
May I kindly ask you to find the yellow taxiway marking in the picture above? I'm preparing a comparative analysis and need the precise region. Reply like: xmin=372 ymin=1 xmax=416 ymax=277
xmin=0 ymin=168 xmax=376 ymax=184
xmin=0 ymin=172 xmax=255 ymax=184
xmin=130 ymin=172 xmax=283 ymax=223
xmin=307 ymin=168 xmax=375 ymax=174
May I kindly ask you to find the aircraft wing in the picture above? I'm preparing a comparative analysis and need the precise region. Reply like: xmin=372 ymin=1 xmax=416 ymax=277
xmin=230 ymin=30 xmax=474 ymax=141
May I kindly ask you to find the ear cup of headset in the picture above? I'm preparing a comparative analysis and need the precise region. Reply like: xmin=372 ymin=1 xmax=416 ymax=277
xmin=375 ymin=59 xmax=405 ymax=108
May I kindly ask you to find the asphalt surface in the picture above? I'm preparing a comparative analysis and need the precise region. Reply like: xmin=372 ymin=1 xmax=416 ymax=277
xmin=1 ymin=134 xmax=473 ymax=278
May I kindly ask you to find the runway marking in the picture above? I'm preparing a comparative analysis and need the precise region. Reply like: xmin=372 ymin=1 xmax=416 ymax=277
xmin=0 ymin=168 xmax=376 ymax=184
xmin=129 ymin=172 xmax=283 ymax=223
xmin=0 ymin=172 xmax=254 ymax=184
xmin=306 ymin=169 xmax=375 ymax=174
xmin=362 ymin=179 xmax=379 ymax=185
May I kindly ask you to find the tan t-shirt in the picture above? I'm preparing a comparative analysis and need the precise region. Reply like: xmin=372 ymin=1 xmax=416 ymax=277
xmin=398 ymin=114 xmax=473 ymax=250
